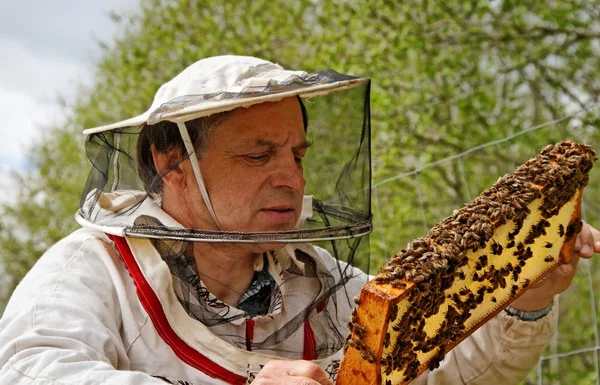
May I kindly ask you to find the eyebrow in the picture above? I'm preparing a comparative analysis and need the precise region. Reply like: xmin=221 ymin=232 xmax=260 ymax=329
xmin=254 ymin=138 xmax=313 ymax=151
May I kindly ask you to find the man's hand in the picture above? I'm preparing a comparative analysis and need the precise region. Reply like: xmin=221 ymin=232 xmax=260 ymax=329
xmin=510 ymin=221 xmax=600 ymax=311
xmin=253 ymin=360 xmax=333 ymax=385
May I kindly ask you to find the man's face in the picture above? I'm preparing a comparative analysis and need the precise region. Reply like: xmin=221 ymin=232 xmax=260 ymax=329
xmin=193 ymin=97 xmax=309 ymax=233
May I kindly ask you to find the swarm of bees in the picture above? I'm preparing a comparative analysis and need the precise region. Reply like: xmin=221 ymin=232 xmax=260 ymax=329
xmin=337 ymin=141 xmax=596 ymax=385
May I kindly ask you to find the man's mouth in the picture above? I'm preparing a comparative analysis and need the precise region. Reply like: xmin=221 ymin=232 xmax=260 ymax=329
xmin=260 ymin=206 xmax=297 ymax=225
xmin=264 ymin=207 xmax=294 ymax=213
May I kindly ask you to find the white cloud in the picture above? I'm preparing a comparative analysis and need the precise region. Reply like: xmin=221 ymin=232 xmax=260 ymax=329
xmin=0 ymin=38 xmax=87 ymax=163
xmin=0 ymin=36 xmax=89 ymax=97
xmin=0 ymin=0 xmax=139 ymax=173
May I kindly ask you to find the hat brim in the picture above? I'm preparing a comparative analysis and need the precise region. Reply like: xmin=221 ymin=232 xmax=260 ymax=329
xmin=83 ymin=77 xmax=368 ymax=135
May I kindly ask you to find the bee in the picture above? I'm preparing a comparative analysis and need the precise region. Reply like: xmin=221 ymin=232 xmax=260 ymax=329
xmin=389 ymin=304 xmax=398 ymax=321
xmin=519 ymin=260 xmax=526 ymax=267
xmin=458 ymin=271 xmax=466 ymax=280
xmin=353 ymin=296 xmax=360 ymax=305
xmin=353 ymin=323 xmax=366 ymax=339
xmin=491 ymin=240 xmax=503 ymax=255
xmin=566 ymin=221 xmax=582 ymax=241
xmin=544 ymin=256 xmax=554 ymax=262
xmin=360 ymin=352 xmax=374 ymax=363
xmin=499 ymin=277 xmax=507 ymax=289
xmin=510 ymin=285 xmax=518 ymax=296
xmin=523 ymin=278 xmax=530 ymax=288
xmin=350 ymin=338 xmax=365 ymax=350
xmin=384 ymin=365 xmax=393 ymax=377
xmin=558 ymin=224 xmax=565 ymax=237
xmin=506 ymin=239 xmax=515 ymax=249
xmin=479 ymin=254 xmax=488 ymax=267
xmin=491 ymin=297 xmax=497 ymax=303
xmin=545 ymin=242 xmax=553 ymax=249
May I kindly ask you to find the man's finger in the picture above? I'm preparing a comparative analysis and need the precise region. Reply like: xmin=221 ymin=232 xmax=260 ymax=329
xmin=286 ymin=361 xmax=333 ymax=385
xmin=589 ymin=224 xmax=600 ymax=253
xmin=575 ymin=234 xmax=582 ymax=252
xmin=576 ymin=222 xmax=595 ymax=258
xmin=260 ymin=360 xmax=332 ymax=385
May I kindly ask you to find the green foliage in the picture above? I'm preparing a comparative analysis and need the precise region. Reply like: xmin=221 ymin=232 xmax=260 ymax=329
xmin=2 ymin=0 xmax=600 ymax=382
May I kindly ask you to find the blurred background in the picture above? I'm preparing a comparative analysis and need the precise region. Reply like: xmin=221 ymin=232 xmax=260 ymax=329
xmin=1 ymin=1 xmax=600 ymax=383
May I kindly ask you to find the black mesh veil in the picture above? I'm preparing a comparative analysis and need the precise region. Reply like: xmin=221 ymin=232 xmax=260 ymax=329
xmin=77 ymin=65 xmax=372 ymax=359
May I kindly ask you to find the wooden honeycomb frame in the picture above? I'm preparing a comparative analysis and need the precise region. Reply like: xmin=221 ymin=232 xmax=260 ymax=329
xmin=337 ymin=141 xmax=596 ymax=385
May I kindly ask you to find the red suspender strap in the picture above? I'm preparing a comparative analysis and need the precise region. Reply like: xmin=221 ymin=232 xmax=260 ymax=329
xmin=246 ymin=319 xmax=255 ymax=351
xmin=107 ymin=234 xmax=246 ymax=385
xmin=302 ymin=299 xmax=327 ymax=360
xmin=302 ymin=319 xmax=318 ymax=360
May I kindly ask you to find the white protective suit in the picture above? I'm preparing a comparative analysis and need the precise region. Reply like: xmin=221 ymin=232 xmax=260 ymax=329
xmin=0 ymin=192 xmax=558 ymax=384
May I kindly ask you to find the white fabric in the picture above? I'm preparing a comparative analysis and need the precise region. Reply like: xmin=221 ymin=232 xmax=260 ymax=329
xmin=177 ymin=121 xmax=223 ymax=230
xmin=0 ymin=193 xmax=558 ymax=384
xmin=83 ymin=56 xmax=367 ymax=134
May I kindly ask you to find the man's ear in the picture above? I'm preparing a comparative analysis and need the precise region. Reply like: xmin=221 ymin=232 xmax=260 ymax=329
xmin=151 ymin=145 xmax=187 ymax=191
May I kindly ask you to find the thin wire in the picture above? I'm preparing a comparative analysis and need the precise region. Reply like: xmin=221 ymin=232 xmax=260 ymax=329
xmin=581 ymin=200 xmax=600 ymax=385
xmin=588 ymin=256 xmax=600 ymax=385
xmin=541 ymin=345 xmax=600 ymax=361
xmin=372 ymin=104 xmax=599 ymax=189
xmin=111 ymin=132 xmax=121 ymax=192
xmin=373 ymin=189 xmax=389 ymax=258
xmin=415 ymin=173 xmax=428 ymax=234
xmin=457 ymin=157 xmax=473 ymax=201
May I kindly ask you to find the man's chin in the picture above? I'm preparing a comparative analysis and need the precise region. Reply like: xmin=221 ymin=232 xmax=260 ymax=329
xmin=254 ymin=219 xmax=299 ymax=233
xmin=248 ymin=226 xmax=297 ymax=253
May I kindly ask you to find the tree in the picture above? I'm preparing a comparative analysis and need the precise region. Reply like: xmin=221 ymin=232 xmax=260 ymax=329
xmin=2 ymin=1 xmax=600 ymax=382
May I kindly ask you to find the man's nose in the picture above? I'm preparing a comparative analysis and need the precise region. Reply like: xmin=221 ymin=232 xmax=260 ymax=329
xmin=269 ymin=154 xmax=306 ymax=190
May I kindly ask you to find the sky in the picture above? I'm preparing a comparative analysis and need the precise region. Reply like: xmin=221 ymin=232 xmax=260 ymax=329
xmin=0 ymin=0 xmax=139 ymax=198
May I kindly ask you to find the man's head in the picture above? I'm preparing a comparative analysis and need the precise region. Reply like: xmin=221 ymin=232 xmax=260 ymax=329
xmin=137 ymin=97 xmax=310 ymax=233
xmin=79 ymin=55 xmax=371 ymax=246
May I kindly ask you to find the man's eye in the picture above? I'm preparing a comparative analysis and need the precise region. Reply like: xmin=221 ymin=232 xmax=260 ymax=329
xmin=295 ymin=156 xmax=303 ymax=165
xmin=245 ymin=154 xmax=269 ymax=161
